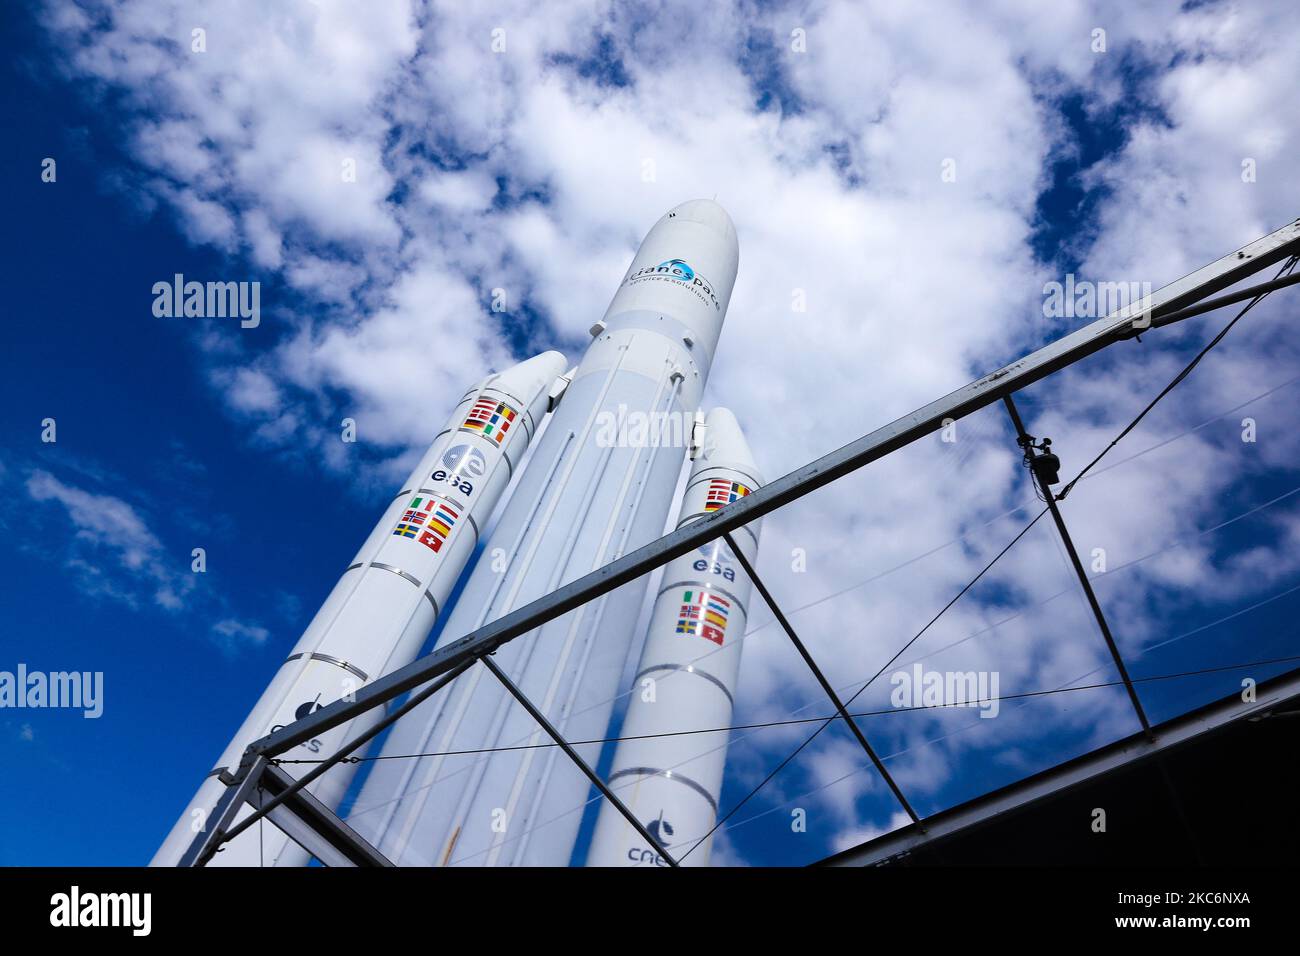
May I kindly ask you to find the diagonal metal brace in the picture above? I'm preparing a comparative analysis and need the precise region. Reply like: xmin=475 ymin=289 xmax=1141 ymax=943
xmin=723 ymin=531 xmax=921 ymax=824
xmin=479 ymin=655 xmax=679 ymax=866
xmin=1002 ymin=395 xmax=1151 ymax=733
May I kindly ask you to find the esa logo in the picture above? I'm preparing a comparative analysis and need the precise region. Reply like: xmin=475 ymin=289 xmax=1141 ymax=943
xmin=431 ymin=444 xmax=487 ymax=497
xmin=693 ymin=541 xmax=736 ymax=582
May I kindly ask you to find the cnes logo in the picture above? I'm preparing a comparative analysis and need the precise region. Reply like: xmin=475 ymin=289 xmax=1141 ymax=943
xmin=50 ymin=886 xmax=151 ymax=937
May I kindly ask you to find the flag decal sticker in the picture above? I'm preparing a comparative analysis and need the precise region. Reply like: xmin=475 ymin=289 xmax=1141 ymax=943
xmin=703 ymin=479 xmax=751 ymax=512
xmin=461 ymin=397 xmax=518 ymax=446
xmin=675 ymin=589 xmax=730 ymax=645
xmin=400 ymin=496 xmax=431 ymax=526
xmin=392 ymin=497 xmax=459 ymax=553
xmin=416 ymin=501 xmax=459 ymax=552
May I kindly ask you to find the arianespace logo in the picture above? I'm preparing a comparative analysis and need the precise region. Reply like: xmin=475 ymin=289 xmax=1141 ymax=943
xmin=657 ymin=258 xmax=695 ymax=281
xmin=624 ymin=258 xmax=721 ymax=311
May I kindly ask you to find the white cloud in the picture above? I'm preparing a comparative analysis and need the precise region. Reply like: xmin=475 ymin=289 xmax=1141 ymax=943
xmin=214 ymin=366 xmax=283 ymax=415
xmin=212 ymin=618 xmax=271 ymax=651
xmin=21 ymin=469 xmax=270 ymax=652
xmin=26 ymin=470 xmax=176 ymax=607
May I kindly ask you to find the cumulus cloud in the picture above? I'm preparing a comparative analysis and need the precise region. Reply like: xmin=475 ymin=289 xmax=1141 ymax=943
xmin=19 ymin=469 xmax=270 ymax=652
xmin=26 ymin=470 xmax=183 ymax=610
xmin=212 ymin=618 xmax=271 ymax=651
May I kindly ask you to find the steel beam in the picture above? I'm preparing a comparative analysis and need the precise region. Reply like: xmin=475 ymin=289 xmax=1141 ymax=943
xmin=202 ymin=659 xmax=472 ymax=859
xmin=480 ymin=655 xmax=678 ymax=866
xmin=723 ymin=531 xmax=920 ymax=823
xmin=1002 ymin=395 xmax=1151 ymax=732
xmin=1116 ymin=267 xmax=1300 ymax=337
xmin=250 ymin=764 xmax=394 ymax=867
xmin=177 ymin=756 xmax=270 ymax=868
xmin=243 ymin=218 xmax=1300 ymax=768
xmin=817 ymin=664 xmax=1300 ymax=866
xmin=180 ymin=760 xmax=394 ymax=867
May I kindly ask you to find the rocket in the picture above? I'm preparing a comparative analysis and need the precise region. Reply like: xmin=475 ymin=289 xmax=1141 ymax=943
xmin=152 ymin=349 xmax=566 ymax=866
xmin=347 ymin=200 xmax=740 ymax=866
xmin=585 ymin=407 xmax=763 ymax=867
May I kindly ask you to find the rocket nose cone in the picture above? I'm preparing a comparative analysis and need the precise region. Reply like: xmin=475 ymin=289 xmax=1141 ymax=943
xmin=702 ymin=407 xmax=764 ymax=483
xmin=488 ymin=349 xmax=569 ymax=401
xmin=664 ymin=199 xmax=737 ymax=246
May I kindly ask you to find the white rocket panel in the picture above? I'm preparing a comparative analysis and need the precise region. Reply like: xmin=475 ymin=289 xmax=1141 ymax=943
xmin=152 ymin=350 xmax=565 ymax=866
xmin=586 ymin=406 xmax=764 ymax=867
xmin=350 ymin=201 xmax=741 ymax=867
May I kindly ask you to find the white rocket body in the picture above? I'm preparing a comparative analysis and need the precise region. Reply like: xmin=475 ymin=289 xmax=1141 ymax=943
xmin=152 ymin=350 xmax=566 ymax=866
xmin=585 ymin=407 xmax=763 ymax=867
xmin=349 ymin=201 xmax=740 ymax=867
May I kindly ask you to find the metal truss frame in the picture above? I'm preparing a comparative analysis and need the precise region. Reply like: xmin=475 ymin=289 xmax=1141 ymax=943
xmin=819 ymin=663 xmax=1300 ymax=866
xmin=177 ymin=217 xmax=1300 ymax=867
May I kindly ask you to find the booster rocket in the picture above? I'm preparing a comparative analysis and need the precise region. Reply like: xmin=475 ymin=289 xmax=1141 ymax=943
xmin=585 ymin=407 xmax=763 ymax=866
xmin=348 ymin=200 xmax=741 ymax=866
xmin=153 ymin=349 xmax=566 ymax=866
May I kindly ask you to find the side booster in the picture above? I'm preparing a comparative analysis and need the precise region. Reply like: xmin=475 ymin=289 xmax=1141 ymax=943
xmin=152 ymin=350 xmax=566 ymax=867
xmin=586 ymin=407 xmax=763 ymax=867
xmin=350 ymin=201 xmax=740 ymax=867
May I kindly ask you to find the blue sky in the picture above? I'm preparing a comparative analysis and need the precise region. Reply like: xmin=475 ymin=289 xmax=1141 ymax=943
xmin=0 ymin=8 xmax=382 ymax=864
xmin=3 ymin=0 xmax=1299 ymax=866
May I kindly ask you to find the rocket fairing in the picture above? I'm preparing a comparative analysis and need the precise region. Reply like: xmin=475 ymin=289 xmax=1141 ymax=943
xmin=349 ymin=200 xmax=741 ymax=867
xmin=152 ymin=349 xmax=567 ymax=867
xmin=585 ymin=407 xmax=763 ymax=867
